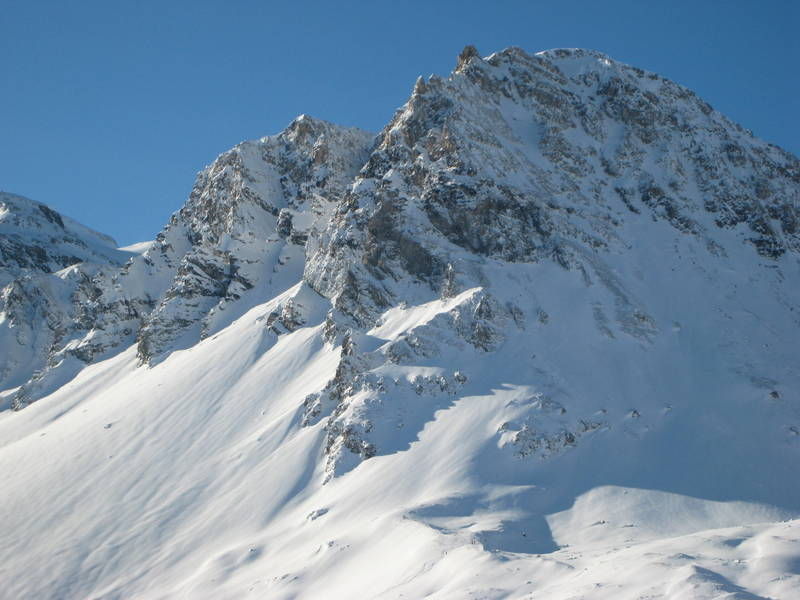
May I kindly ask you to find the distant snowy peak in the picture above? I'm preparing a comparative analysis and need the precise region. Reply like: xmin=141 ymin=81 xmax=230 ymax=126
xmin=0 ymin=192 xmax=135 ymax=391
xmin=0 ymin=192 xmax=127 ymax=287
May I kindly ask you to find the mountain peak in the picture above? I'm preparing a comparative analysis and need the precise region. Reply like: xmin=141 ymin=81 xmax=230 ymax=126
xmin=284 ymin=113 xmax=334 ymax=142
xmin=305 ymin=42 xmax=798 ymax=330
xmin=2 ymin=47 xmax=800 ymax=599
xmin=456 ymin=44 xmax=481 ymax=70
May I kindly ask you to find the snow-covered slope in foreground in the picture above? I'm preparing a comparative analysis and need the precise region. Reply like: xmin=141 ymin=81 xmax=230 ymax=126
xmin=1 ymin=47 xmax=800 ymax=599
xmin=1 ymin=282 xmax=798 ymax=599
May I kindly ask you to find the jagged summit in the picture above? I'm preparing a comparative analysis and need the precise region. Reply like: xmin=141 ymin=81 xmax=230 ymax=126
xmin=1 ymin=47 xmax=799 ymax=599
xmin=305 ymin=44 xmax=798 ymax=326
xmin=455 ymin=43 xmax=481 ymax=70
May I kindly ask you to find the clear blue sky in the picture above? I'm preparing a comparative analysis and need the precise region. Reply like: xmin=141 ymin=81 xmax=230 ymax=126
xmin=2 ymin=0 xmax=798 ymax=245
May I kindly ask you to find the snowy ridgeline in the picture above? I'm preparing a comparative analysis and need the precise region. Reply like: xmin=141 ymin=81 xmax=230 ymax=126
xmin=0 ymin=46 xmax=799 ymax=599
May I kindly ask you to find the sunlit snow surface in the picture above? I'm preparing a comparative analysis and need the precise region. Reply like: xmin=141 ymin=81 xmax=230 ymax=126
xmin=1 ymin=239 xmax=798 ymax=599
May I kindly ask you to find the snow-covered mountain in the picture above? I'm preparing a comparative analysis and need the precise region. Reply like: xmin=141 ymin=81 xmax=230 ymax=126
xmin=1 ymin=118 xmax=373 ymax=406
xmin=1 ymin=47 xmax=799 ymax=599
xmin=0 ymin=192 xmax=128 ymax=287
xmin=0 ymin=192 xmax=139 ymax=391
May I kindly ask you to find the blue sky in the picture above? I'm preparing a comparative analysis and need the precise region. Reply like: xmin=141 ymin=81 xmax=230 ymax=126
xmin=2 ymin=0 xmax=798 ymax=245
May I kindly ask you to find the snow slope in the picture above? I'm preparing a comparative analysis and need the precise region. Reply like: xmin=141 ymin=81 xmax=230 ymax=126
xmin=1 ymin=280 xmax=797 ymax=598
xmin=1 ymin=47 xmax=799 ymax=599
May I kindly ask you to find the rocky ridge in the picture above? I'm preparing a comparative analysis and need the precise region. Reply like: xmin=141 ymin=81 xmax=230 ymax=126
xmin=1 ymin=118 xmax=373 ymax=407
xmin=305 ymin=47 xmax=798 ymax=323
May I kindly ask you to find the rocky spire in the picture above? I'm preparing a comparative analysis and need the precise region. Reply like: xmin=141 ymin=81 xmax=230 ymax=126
xmin=456 ymin=44 xmax=480 ymax=70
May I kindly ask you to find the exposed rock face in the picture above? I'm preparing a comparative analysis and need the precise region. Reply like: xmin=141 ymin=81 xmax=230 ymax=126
xmin=305 ymin=47 xmax=798 ymax=326
xmin=133 ymin=116 xmax=373 ymax=363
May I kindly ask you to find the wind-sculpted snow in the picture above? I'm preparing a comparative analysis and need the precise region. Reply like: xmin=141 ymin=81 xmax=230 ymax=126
xmin=1 ymin=47 xmax=799 ymax=598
